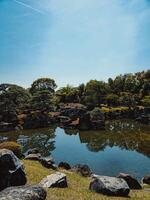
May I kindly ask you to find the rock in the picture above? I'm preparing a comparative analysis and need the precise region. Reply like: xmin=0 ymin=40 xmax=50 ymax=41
xmin=0 ymin=149 xmax=27 ymax=191
xmin=58 ymin=162 xmax=71 ymax=170
xmin=0 ymin=136 xmax=8 ymax=143
xmin=40 ymin=172 xmax=68 ymax=188
xmin=0 ymin=185 xmax=47 ymax=200
xmin=25 ymin=153 xmax=41 ymax=161
xmin=142 ymin=174 xmax=150 ymax=185
xmin=117 ymin=173 xmax=142 ymax=189
xmin=89 ymin=175 xmax=130 ymax=197
xmin=78 ymin=113 xmax=92 ymax=130
xmin=72 ymin=164 xmax=92 ymax=177
xmin=40 ymin=157 xmax=57 ymax=170
xmin=25 ymin=148 xmax=40 ymax=156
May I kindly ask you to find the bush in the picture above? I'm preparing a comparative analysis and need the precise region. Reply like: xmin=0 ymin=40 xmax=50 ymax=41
xmin=90 ymin=107 xmax=104 ymax=120
xmin=0 ymin=141 xmax=22 ymax=158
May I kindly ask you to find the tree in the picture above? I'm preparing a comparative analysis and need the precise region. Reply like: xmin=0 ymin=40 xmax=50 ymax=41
xmin=29 ymin=78 xmax=57 ymax=111
xmin=141 ymin=96 xmax=150 ymax=107
xmin=105 ymin=94 xmax=119 ymax=106
xmin=84 ymin=80 xmax=109 ymax=107
xmin=56 ymin=85 xmax=80 ymax=103
xmin=0 ymin=84 xmax=30 ymax=112
xmin=30 ymin=78 xmax=57 ymax=95
xmin=30 ymin=90 xmax=54 ymax=111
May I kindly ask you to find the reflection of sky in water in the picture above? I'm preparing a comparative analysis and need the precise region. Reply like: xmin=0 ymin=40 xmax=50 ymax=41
xmin=1 ymin=120 xmax=150 ymax=179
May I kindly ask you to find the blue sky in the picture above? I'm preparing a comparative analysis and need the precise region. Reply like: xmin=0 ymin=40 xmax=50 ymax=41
xmin=0 ymin=0 xmax=150 ymax=88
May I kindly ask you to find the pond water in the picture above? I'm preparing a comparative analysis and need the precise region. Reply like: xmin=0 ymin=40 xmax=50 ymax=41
xmin=0 ymin=120 xmax=150 ymax=180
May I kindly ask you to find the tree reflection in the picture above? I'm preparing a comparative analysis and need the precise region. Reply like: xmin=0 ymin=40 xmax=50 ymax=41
xmin=78 ymin=120 xmax=150 ymax=158
xmin=16 ymin=127 xmax=56 ymax=156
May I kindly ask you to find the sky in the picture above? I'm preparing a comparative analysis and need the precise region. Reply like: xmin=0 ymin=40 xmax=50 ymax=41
xmin=0 ymin=0 xmax=150 ymax=88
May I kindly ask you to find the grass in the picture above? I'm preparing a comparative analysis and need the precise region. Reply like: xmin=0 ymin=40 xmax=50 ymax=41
xmin=24 ymin=160 xmax=150 ymax=200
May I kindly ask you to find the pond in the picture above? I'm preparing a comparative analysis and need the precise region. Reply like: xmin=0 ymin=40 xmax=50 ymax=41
xmin=0 ymin=120 xmax=150 ymax=180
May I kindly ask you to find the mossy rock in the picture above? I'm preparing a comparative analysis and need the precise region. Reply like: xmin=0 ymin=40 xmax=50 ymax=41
xmin=0 ymin=141 xmax=22 ymax=158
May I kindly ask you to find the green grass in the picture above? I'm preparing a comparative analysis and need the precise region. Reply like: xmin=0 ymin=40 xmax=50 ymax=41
xmin=24 ymin=160 xmax=150 ymax=200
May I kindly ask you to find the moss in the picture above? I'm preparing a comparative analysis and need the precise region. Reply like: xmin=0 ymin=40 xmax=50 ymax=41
xmin=24 ymin=160 xmax=150 ymax=200
xmin=0 ymin=141 xmax=22 ymax=158
xmin=101 ymin=106 xmax=130 ymax=113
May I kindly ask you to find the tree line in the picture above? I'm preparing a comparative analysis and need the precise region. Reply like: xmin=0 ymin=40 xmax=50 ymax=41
xmin=0 ymin=70 xmax=150 ymax=114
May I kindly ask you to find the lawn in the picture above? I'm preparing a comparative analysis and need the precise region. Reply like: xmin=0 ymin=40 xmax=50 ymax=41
xmin=24 ymin=160 xmax=150 ymax=200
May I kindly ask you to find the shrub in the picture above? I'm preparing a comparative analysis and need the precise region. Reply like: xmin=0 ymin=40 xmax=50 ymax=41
xmin=0 ymin=141 xmax=22 ymax=158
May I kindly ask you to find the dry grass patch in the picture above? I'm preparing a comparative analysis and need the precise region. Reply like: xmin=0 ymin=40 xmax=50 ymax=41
xmin=24 ymin=160 xmax=150 ymax=200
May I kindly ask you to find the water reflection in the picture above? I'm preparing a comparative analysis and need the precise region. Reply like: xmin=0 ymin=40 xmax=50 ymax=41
xmin=0 ymin=120 xmax=150 ymax=158
xmin=65 ymin=120 xmax=150 ymax=158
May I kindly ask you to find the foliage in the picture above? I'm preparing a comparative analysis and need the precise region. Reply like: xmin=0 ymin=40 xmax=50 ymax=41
xmin=105 ymin=94 xmax=119 ymax=106
xmin=29 ymin=78 xmax=57 ymax=111
xmin=56 ymin=85 xmax=80 ymax=103
xmin=0 ymin=141 xmax=22 ymax=158
xmin=84 ymin=80 xmax=109 ymax=107
xmin=90 ymin=107 xmax=104 ymax=120
xmin=30 ymin=78 xmax=57 ymax=95
xmin=0 ymin=84 xmax=30 ymax=113
xmin=30 ymin=90 xmax=55 ymax=111
xmin=141 ymin=96 xmax=150 ymax=106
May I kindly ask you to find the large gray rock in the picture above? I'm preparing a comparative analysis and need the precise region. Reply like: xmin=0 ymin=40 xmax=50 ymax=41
xmin=40 ymin=172 xmax=68 ymax=188
xmin=0 ymin=185 xmax=47 ymax=200
xmin=0 ymin=149 xmax=27 ymax=191
xmin=117 ymin=173 xmax=142 ymax=189
xmin=89 ymin=175 xmax=130 ymax=197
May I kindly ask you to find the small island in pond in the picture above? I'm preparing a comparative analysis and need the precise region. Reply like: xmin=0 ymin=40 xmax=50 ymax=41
xmin=0 ymin=70 xmax=149 ymax=132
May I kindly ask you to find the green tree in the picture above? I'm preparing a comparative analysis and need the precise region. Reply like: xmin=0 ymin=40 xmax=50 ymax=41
xmin=30 ymin=78 xmax=57 ymax=95
xmin=0 ymin=84 xmax=30 ymax=112
xmin=56 ymin=85 xmax=80 ymax=103
xmin=105 ymin=94 xmax=119 ymax=106
xmin=141 ymin=96 xmax=150 ymax=107
xmin=84 ymin=80 xmax=108 ymax=107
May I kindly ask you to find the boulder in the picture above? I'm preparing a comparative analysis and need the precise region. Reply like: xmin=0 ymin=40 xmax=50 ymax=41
xmin=142 ymin=174 xmax=150 ymax=185
xmin=72 ymin=164 xmax=92 ymax=177
xmin=89 ymin=175 xmax=130 ymax=197
xmin=40 ymin=157 xmax=57 ymax=170
xmin=58 ymin=162 xmax=71 ymax=170
xmin=40 ymin=172 xmax=68 ymax=188
xmin=0 ymin=185 xmax=47 ymax=200
xmin=25 ymin=148 xmax=40 ymax=156
xmin=25 ymin=153 xmax=41 ymax=161
xmin=0 ymin=149 xmax=27 ymax=191
xmin=117 ymin=173 xmax=142 ymax=189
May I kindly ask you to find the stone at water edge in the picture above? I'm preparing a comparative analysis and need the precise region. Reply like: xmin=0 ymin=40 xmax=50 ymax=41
xmin=58 ymin=162 xmax=71 ymax=170
xmin=142 ymin=174 xmax=150 ymax=185
xmin=0 ymin=185 xmax=47 ymax=200
xmin=40 ymin=172 xmax=68 ymax=188
xmin=40 ymin=157 xmax=57 ymax=170
xmin=89 ymin=175 xmax=130 ymax=197
xmin=25 ymin=153 xmax=41 ymax=161
xmin=117 ymin=173 xmax=142 ymax=189
xmin=24 ymin=148 xmax=40 ymax=156
xmin=72 ymin=164 xmax=92 ymax=177
xmin=0 ymin=149 xmax=27 ymax=191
